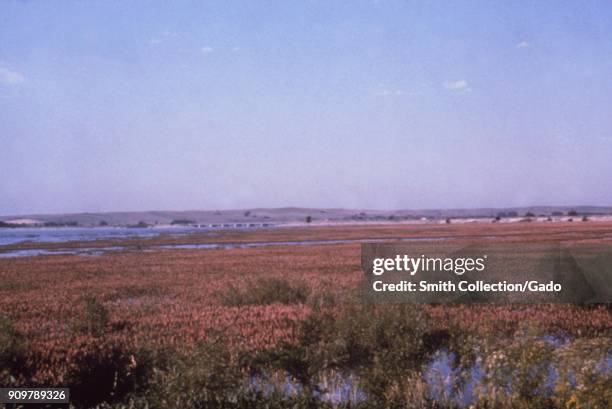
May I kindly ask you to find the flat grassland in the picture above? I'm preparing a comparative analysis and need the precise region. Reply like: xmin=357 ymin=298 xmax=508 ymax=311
xmin=1 ymin=221 xmax=611 ymax=408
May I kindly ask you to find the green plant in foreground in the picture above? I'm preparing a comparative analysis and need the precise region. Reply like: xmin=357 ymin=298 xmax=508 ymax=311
xmin=75 ymin=296 xmax=110 ymax=336
xmin=218 ymin=277 xmax=311 ymax=306
xmin=5 ymin=304 xmax=610 ymax=409
xmin=0 ymin=316 xmax=25 ymax=386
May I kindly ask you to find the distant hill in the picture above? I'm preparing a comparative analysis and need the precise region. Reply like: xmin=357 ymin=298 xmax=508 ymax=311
xmin=1 ymin=206 xmax=611 ymax=227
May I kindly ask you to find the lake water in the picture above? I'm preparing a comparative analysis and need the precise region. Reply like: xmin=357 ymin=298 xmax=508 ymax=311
xmin=0 ymin=226 xmax=207 ymax=247
xmin=0 ymin=226 xmax=455 ymax=258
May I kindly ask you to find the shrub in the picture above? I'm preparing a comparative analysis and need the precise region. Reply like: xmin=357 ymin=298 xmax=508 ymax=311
xmin=218 ymin=278 xmax=310 ymax=306
xmin=75 ymin=296 xmax=110 ymax=337
xmin=0 ymin=316 xmax=22 ymax=361
xmin=474 ymin=336 xmax=556 ymax=408
xmin=123 ymin=341 xmax=255 ymax=409
xmin=337 ymin=306 xmax=433 ymax=405
xmin=552 ymin=338 xmax=612 ymax=409
xmin=66 ymin=343 xmax=158 ymax=408
xmin=0 ymin=316 xmax=25 ymax=385
xmin=308 ymin=289 xmax=338 ymax=308
xmin=250 ymin=305 xmax=435 ymax=406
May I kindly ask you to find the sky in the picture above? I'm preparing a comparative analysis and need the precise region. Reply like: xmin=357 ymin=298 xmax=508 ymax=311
xmin=1 ymin=0 xmax=611 ymax=215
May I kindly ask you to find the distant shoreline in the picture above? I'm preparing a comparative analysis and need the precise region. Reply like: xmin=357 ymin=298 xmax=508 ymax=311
xmin=2 ymin=211 xmax=612 ymax=229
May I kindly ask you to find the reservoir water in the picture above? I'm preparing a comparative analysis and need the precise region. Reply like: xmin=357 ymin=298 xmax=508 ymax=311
xmin=0 ymin=226 xmax=206 ymax=247
xmin=0 ymin=226 xmax=453 ymax=258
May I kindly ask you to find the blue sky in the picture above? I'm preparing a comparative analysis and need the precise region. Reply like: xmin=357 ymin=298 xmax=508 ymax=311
xmin=1 ymin=0 xmax=611 ymax=215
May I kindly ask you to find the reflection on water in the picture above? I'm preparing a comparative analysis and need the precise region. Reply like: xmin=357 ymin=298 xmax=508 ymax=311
xmin=251 ymin=345 xmax=611 ymax=407
xmin=251 ymin=372 xmax=366 ymax=405
xmin=0 ymin=235 xmax=454 ymax=258
xmin=0 ymin=226 xmax=207 ymax=246
xmin=0 ymin=246 xmax=126 ymax=258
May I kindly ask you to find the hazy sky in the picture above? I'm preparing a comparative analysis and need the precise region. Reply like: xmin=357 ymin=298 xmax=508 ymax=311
xmin=1 ymin=0 xmax=611 ymax=215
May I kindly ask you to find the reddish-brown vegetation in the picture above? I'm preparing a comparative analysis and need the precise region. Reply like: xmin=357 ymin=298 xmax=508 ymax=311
xmin=1 ymin=222 xmax=611 ymax=388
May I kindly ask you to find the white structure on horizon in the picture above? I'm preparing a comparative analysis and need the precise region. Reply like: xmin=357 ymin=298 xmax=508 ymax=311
xmin=3 ymin=218 xmax=43 ymax=226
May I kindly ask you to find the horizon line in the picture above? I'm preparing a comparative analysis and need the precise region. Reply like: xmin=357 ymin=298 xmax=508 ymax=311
xmin=2 ymin=204 xmax=611 ymax=219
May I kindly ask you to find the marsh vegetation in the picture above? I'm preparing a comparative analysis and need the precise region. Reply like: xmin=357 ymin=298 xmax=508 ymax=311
xmin=0 ymin=223 xmax=610 ymax=408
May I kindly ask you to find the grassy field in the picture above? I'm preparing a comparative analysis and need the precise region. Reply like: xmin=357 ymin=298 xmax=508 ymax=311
xmin=1 ymin=222 xmax=611 ymax=408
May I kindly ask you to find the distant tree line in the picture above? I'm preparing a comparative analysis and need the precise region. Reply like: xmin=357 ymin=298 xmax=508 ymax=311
xmin=43 ymin=221 xmax=79 ymax=227
xmin=496 ymin=211 xmax=519 ymax=218
xmin=171 ymin=219 xmax=196 ymax=225
xmin=128 ymin=221 xmax=150 ymax=228
xmin=494 ymin=210 xmax=583 ymax=219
